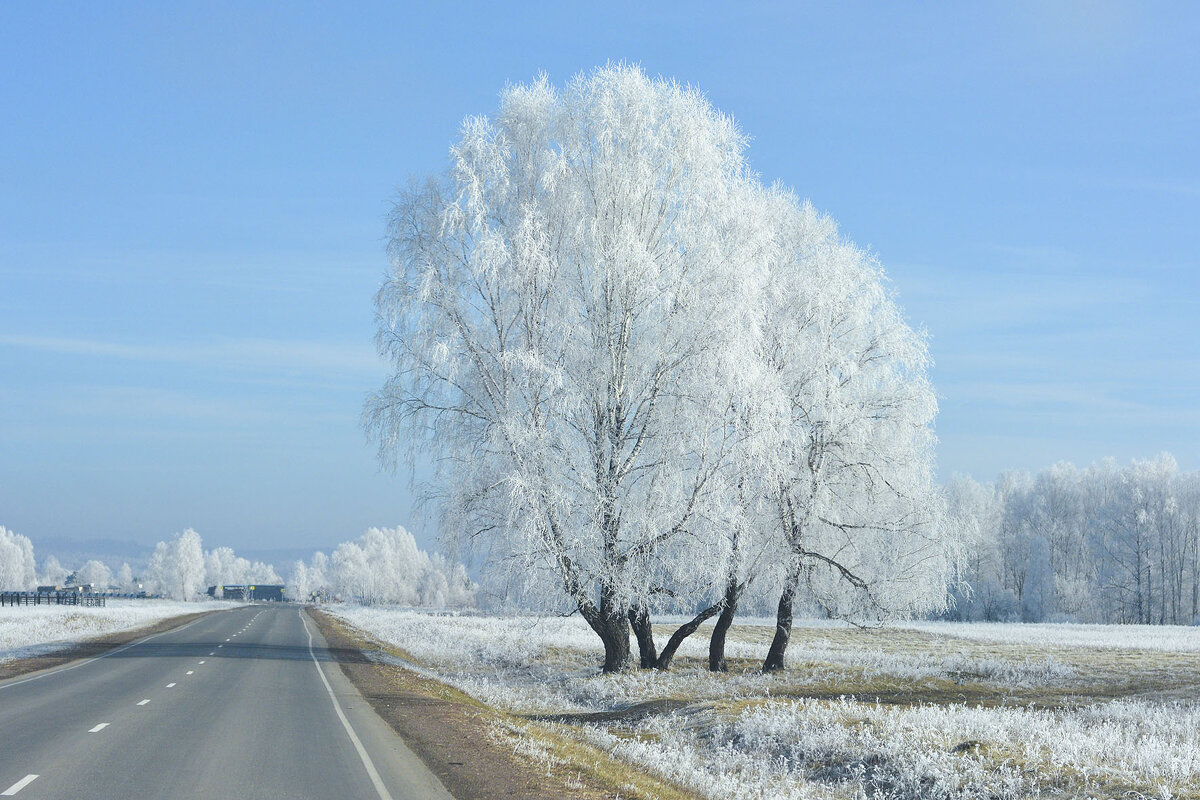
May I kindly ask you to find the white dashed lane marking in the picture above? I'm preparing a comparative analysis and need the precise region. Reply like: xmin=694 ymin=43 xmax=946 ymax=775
xmin=187 ymin=671 xmax=194 ymax=675
xmin=1 ymin=774 xmax=38 ymax=795
xmin=88 ymin=723 xmax=109 ymax=733
xmin=166 ymin=683 xmax=176 ymax=688
xmin=137 ymin=699 xmax=150 ymax=706
xmin=198 ymin=660 xmax=205 ymax=664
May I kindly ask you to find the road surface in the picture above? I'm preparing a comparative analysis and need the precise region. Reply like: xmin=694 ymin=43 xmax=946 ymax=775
xmin=0 ymin=605 xmax=454 ymax=799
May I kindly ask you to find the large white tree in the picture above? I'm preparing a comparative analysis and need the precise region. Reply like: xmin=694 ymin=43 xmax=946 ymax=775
xmin=0 ymin=526 xmax=37 ymax=590
xmin=367 ymin=65 xmax=766 ymax=671
xmin=146 ymin=529 xmax=208 ymax=601
xmin=748 ymin=190 xmax=954 ymax=671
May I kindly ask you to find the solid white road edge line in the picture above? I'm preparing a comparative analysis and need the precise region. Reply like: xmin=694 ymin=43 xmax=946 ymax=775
xmin=300 ymin=610 xmax=393 ymax=800
xmin=1 ymin=775 xmax=38 ymax=795
xmin=88 ymin=723 xmax=109 ymax=733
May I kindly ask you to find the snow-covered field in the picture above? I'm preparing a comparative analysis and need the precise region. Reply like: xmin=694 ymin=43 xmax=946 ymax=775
xmin=330 ymin=607 xmax=1200 ymax=800
xmin=0 ymin=599 xmax=237 ymax=664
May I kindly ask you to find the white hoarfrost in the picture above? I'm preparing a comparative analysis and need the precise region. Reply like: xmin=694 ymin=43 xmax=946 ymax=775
xmin=289 ymin=525 xmax=474 ymax=608
xmin=330 ymin=607 xmax=1200 ymax=800
xmin=0 ymin=526 xmax=37 ymax=591
xmin=0 ymin=599 xmax=237 ymax=664
xmin=367 ymin=64 xmax=957 ymax=672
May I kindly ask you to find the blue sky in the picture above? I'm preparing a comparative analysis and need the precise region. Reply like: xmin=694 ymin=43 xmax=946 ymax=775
xmin=2 ymin=1 xmax=1196 ymax=552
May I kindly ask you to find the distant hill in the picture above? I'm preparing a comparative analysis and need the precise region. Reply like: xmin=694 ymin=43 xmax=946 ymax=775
xmin=34 ymin=536 xmax=153 ymax=571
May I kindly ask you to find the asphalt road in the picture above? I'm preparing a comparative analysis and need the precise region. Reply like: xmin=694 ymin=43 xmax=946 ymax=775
xmin=0 ymin=605 xmax=455 ymax=799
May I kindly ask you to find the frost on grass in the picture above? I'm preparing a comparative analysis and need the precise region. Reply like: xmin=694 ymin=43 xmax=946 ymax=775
xmin=333 ymin=606 xmax=1200 ymax=800
xmin=905 ymin=619 xmax=1200 ymax=653
xmin=0 ymin=599 xmax=236 ymax=663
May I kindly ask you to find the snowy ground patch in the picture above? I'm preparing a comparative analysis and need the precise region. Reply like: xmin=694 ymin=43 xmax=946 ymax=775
xmin=902 ymin=619 xmax=1200 ymax=652
xmin=0 ymin=599 xmax=238 ymax=664
xmin=330 ymin=607 xmax=1200 ymax=800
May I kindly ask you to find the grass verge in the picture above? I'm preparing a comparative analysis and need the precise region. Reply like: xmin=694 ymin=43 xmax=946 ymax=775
xmin=308 ymin=608 xmax=703 ymax=800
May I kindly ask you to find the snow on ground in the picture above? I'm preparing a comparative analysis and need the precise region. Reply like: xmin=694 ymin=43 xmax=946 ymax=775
xmin=0 ymin=599 xmax=238 ymax=664
xmin=331 ymin=607 xmax=1200 ymax=800
xmin=902 ymin=619 xmax=1200 ymax=652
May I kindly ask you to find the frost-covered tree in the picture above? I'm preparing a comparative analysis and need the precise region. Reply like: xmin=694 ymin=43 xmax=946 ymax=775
xmin=327 ymin=526 xmax=473 ymax=607
xmin=76 ymin=559 xmax=113 ymax=590
xmin=116 ymin=562 xmax=135 ymax=592
xmin=146 ymin=529 xmax=208 ymax=601
xmin=943 ymin=476 xmax=1014 ymax=621
xmin=39 ymin=554 xmax=69 ymax=588
xmin=949 ymin=454 xmax=1200 ymax=625
xmin=367 ymin=65 xmax=767 ymax=671
xmin=204 ymin=546 xmax=282 ymax=589
xmin=0 ymin=526 xmax=37 ymax=590
xmin=751 ymin=191 xmax=955 ymax=672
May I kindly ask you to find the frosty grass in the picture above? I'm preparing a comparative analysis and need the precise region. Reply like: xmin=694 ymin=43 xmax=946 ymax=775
xmin=0 ymin=599 xmax=236 ymax=664
xmin=331 ymin=607 xmax=1200 ymax=800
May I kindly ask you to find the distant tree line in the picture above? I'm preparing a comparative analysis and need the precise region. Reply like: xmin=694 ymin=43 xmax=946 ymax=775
xmin=288 ymin=525 xmax=474 ymax=608
xmin=946 ymin=454 xmax=1200 ymax=625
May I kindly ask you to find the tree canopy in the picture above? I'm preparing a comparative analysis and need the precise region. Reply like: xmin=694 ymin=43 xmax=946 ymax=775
xmin=368 ymin=65 xmax=955 ymax=672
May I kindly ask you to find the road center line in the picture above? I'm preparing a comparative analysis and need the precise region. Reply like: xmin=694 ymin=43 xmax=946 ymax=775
xmin=1 ymin=774 xmax=38 ymax=795
xmin=300 ymin=611 xmax=393 ymax=800
xmin=88 ymin=723 xmax=109 ymax=733
xmin=137 ymin=699 xmax=150 ymax=706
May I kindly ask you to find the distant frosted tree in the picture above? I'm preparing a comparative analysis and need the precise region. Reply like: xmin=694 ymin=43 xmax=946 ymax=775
xmin=146 ymin=529 xmax=208 ymax=601
xmin=39 ymin=554 xmax=69 ymax=587
xmin=288 ymin=561 xmax=314 ymax=602
xmin=0 ymin=526 xmax=37 ymax=590
xmin=205 ymin=546 xmax=282 ymax=589
xmin=76 ymin=559 xmax=113 ymax=591
xmin=950 ymin=454 xmax=1200 ymax=626
xmin=293 ymin=551 xmax=331 ymax=601
xmin=943 ymin=477 xmax=1014 ymax=621
xmin=328 ymin=526 xmax=474 ymax=607
xmin=367 ymin=65 xmax=766 ymax=671
xmin=116 ymin=562 xmax=135 ymax=592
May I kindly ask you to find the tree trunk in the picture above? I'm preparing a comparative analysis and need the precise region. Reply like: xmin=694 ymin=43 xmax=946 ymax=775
xmin=572 ymin=578 xmax=634 ymax=674
xmin=762 ymin=568 xmax=799 ymax=673
xmin=597 ymin=614 xmax=632 ymax=672
xmin=654 ymin=600 xmax=724 ymax=670
xmin=709 ymin=574 xmax=741 ymax=672
xmin=629 ymin=602 xmax=658 ymax=669
xmin=587 ymin=582 xmax=632 ymax=673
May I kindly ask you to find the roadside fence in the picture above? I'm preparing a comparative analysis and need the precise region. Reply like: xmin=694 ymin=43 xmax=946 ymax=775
xmin=0 ymin=591 xmax=107 ymax=607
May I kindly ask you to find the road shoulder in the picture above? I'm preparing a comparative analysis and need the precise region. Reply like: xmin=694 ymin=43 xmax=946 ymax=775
xmin=309 ymin=608 xmax=701 ymax=800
